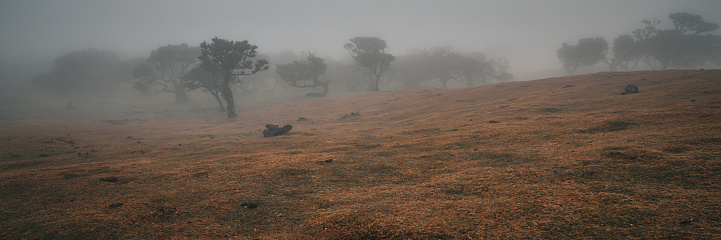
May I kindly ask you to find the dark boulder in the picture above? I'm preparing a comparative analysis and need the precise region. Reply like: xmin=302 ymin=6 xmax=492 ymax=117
xmin=263 ymin=124 xmax=292 ymax=137
xmin=622 ymin=83 xmax=639 ymax=95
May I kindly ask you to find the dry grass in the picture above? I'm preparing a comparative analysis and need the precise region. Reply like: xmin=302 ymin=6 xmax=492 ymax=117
xmin=1 ymin=70 xmax=720 ymax=239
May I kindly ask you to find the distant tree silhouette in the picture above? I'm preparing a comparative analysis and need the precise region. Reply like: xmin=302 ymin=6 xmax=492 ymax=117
xmin=556 ymin=37 xmax=608 ymax=75
xmin=33 ymin=48 xmax=122 ymax=97
xmin=392 ymin=47 xmax=514 ymax=88
xmin=392 ymin=49 xmax=433 ymax=88
xmin=605 ymin=34 xmax=640 ymax=71
xmin=632 ymin=12 xmax=721 ymax=69
xmin=276 ymin=53 xmax=329 ymax=97
xmin=344 ymin=37 xmax=395 ymax=91
xmin=196 ymin=37 xmax=269 ymax=118
xmin=131 ymin=62 xmax=155 ymax=95
xmin=132 ymin=44 xmax=200 ymax=103
xmin=427 ymin=47 xmax=458 ymax=88
xmin=669 ymin=12 xmax=719 ymax=35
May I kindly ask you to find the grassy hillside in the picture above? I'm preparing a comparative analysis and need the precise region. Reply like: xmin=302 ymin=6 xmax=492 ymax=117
xmin=1 ymin=70 xmax=720 ymax=239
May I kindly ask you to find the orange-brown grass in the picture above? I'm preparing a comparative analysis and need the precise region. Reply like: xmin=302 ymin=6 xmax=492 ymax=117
xmin=1 ymin=70 xmax=720 ymax=239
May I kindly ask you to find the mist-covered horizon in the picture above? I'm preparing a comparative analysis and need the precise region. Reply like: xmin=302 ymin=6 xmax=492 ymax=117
xmin=2 ymin=0 xmax=720 ymax=79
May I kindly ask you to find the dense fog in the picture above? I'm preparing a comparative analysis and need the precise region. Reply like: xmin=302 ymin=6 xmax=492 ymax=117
xmin=1 ymin=0 xmax=720 ymax=118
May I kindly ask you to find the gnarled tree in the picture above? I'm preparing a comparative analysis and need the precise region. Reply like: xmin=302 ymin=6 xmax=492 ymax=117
xmin=344 ymin=37 xmax=395 ymax=91
xmin=197 ymin=37 xmax=269 ymax=118
xmin=557 ymin=37 xmax=608 ymax=75
xmin=140 ymin=43 xmax=200 ymax=103
xmin=275 ymin=53 xmax=329 ymax=97
xmin=604 ymin=34 xmax=640 ymax=71
xmin=632 ymin=13 xmax=720 ymax=69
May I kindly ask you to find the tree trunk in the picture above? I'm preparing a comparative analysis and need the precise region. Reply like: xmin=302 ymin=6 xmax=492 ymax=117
xmin=173 ymin=80 xmax=189 ymax=104
xmin=220 ymin=85 xmax=237 ymax=119
xmin=321 ymin=81 xmax=329 ymax=96
xmin=211 ymin=91 xmax=225 ymax=112
xmin=367 ymin=75 xmax=380 ymax=92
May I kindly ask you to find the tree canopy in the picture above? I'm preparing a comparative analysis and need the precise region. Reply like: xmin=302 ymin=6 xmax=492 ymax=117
xmin=133 ymin=43 xmax=200 ymax=103
xmin=33 ymin=48 xmax=122 ymax=97
xmin=392 ymin=47 xmax=514 ymax=88
xmin=606 ymin=34 xmax=639 ymax=71
xmin=556 ymin=37 xmax=608 ymax=75
xmin=196 ymin=37 xmax=269 ymax=118
xmin=275 ymin=53 xmax=329 ymax=97
xmin=344 ymin=37 xmax=395 ymax=91
xmin=631 ymin=12 xmax=721 ymax=69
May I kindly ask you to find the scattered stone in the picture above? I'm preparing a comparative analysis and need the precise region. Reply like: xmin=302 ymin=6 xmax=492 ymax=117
xmin=109 ymin=202 xmax=124 ymax=209
xmin=100 ymin=176 xmax=118 ymax=182
xmin=127 ymin=136 xmax=135 ymax=140
xmin=241 ymin=202 xmax=258 ymax=209
xmin=263 ymin=124 xmax=293 ymax=137
xmin=338 ymin=111 xmax=361 ymax=120
xmin=130 ymin=149 xmax=146 ymax=154
xmin=325 ymin=159 xmax=333 ymax=163
xmin=38 ymin=153 xmax=50 ymax=157
xmin=680 ymin=217 xmax=694 ymax=225
xmin=622 ymin=83 xmax=639 ymax=95
xmin=297 ymin=117 xmax=308 ymax=122
xmin=608 ymin=151 xmax=623 ymax=158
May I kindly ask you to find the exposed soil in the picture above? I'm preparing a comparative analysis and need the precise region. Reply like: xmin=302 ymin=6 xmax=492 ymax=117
xmin=1 ymin=70 xmax=720 ymax=239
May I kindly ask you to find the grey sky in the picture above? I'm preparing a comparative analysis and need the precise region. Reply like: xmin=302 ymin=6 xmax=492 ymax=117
xmin=1 ymin=0 xmax=720 ymax=76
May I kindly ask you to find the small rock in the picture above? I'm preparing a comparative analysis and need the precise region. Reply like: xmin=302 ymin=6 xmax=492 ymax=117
xmin=241 ymin=203 xmax=258 ymax=209
xmin=297 ymin=117 xmax=308 ymax=122
xmin=109 ymin=202 xmax=124 ymax=209
xmin=325 ymin=159 xmax=333 ymax=163
xmin=338 ymin=111 xmax=361 ymax=120
xmin=624 ymin=83 xmax=639 ymax=94
xmin=608 ymin=151 xmax=623 ymax=157
xmin=680 ymin=217 xmax=694 ymax=225
xmin=100 ymin=176 xmax=118 ymax=182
